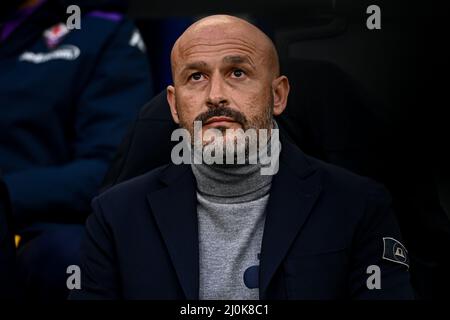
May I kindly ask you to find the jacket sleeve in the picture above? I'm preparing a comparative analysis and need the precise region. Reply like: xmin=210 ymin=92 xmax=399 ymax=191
xmin=4 ymin=19 xmax=152 ymax=223
xmin=69 ymin=197 xmax=120 ymax=299
xmin=349 ymin=181 xmax=415 ymax=299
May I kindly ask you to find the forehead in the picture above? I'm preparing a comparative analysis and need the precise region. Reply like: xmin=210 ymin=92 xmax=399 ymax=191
xmin=175 ymin=27 xmax=266 ymax=67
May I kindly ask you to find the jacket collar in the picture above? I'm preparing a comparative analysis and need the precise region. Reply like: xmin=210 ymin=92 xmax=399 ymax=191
xmin=147 ymin=164 xmax=199 ymax=299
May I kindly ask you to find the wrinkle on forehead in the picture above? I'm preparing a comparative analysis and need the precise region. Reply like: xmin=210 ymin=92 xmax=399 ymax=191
xmin=171 ymin=15 xmax=279 ymax=80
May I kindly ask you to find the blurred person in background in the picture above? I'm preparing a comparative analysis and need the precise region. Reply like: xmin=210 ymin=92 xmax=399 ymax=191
xmin=0 ymin=0 xmax=153 ymax=300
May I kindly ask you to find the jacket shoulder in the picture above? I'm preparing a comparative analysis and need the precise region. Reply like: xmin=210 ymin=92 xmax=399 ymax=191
xmin=304 ymin=153 xmax=391 ymax=203
xmin=94 ymin=164 xmax=169 ymax=213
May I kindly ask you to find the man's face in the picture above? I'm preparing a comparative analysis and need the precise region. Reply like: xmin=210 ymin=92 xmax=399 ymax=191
xmin=167 ymin=20 xmax=282 ymax=147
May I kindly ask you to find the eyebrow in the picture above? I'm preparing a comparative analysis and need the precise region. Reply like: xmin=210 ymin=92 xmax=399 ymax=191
xmin=223 ymin=55 xmax=255 ymax=68
xmin=183 ymin=61 xmax=208 ymax=72
xmin=179 ymin=55 xmax=256 ymax=77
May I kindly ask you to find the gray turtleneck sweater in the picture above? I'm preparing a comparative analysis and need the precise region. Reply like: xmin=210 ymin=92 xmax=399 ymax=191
xmin=191 ymin=122 xmax=280 ymax=300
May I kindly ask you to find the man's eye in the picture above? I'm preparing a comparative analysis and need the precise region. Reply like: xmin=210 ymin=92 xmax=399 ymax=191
xmin=190 ymin=72 xmax=203 ymax=81
xmin=231 ymin=69 xmax=245 ymax=78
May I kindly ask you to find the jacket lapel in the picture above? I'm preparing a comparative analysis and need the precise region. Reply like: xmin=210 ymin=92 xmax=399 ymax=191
xmin=259 ymin=139 xmax=323 ymax=298
xmin=147 ymin=165 xmax=199 ymax=299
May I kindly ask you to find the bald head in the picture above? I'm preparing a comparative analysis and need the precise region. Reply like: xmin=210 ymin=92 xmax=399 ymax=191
xmin=170 ymin=15 xmax=280 ymax=82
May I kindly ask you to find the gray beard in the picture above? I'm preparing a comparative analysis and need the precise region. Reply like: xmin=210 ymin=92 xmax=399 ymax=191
xmin=191 ymin=119 xmax=276 ymax=167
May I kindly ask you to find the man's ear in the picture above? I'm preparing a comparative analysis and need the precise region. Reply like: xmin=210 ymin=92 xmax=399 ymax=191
xmin=272 ymin=75 xmax=290 ymax=116
xmin=167 ymin=85 xmax=180 ymax=124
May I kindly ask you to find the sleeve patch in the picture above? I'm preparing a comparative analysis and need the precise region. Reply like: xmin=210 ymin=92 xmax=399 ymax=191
xmin=382 ymin=237 xmax=409 ymax=269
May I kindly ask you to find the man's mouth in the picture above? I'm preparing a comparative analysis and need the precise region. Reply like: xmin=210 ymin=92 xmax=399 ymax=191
xmin=204 ymin=116 xmax=237 ymax=126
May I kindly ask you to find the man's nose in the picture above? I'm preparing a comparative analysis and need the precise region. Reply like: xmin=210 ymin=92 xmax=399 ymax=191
xmin=206 ymin=74 xmax=228 ymax=107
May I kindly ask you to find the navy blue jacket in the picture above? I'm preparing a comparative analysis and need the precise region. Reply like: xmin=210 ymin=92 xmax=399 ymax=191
xmin=71 ymin=137 xmax=414 ymax=299
xmin=0 ymin=1 xmax=152 ymax=225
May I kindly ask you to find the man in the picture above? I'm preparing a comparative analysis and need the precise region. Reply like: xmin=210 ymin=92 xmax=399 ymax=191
xmin=71 ymin=15 xmax=413 ymax=299
xmin=0 ymin=0 xmax=152 ymax=300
